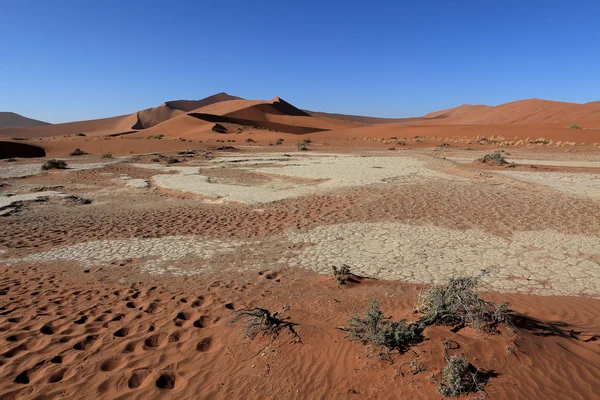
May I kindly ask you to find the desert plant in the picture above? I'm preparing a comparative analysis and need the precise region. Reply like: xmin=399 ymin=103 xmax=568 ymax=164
xmin=435 ymin=355 xmax=490 ymax=397
xmin=415 ymin=272 xmax=511 ymax=332
xmin=276 ymin=138 xmax=284 ymax=145
xmin=75 ymin=132 xmax=86 ymax=137
xmin=147 ymin=134 xmax=164 ymax=139
xmin=102 ymin=152 xmax=113 ymax=159
xmin=166 ymin=157 xmax=179 ymax=164
xmin=41 ymin=159 xmax=68 ymax=170
xmin=567 ymin=124 xmax=581 ymax=129
xmin=245 ymin=138 xmax=256 ymax=144
xmin=231 ymin=307 xmax=300 ymax=342
xmin=69 ymin=148 xmax=87 ymax=156
xmin=11 ymin=137 xmax=28 ymax=141
xmin=332 ymin=264 xmax=351 ymax=286
xmin=296 ymin=141 xmax=308 ymax=151
xmin=347 ymin=300 xmax=423 ymax=358
xmin=478 ymin=151 xmax=507 ymax=165
xmin=64 ymin=194 xmax=92 ymax=204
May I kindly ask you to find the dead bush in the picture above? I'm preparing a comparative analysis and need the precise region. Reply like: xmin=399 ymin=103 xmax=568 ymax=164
xmin=41 ymin=159 xmax=68 ymax=170
xmin=434 ymin=355 xmax=491 ymax=397
xmin=348 ymin=300 xmax=423 ymax=359
xmin=478 ymin=151 xmax=508 ymax=165
xmin=64 ymin=195 xmax=92 ymax=205
xmin=69 ymin=148 xmax=87 ymax=156
xmin=296 ymin=141 xmax=308 ymax=151
xmin=332 ymin=264 xmax=351 ymax=286
xmin=102 ymin=152 xmax=113 ymax=159
xmin=415 ymin=272 xmax=511 ymax=332
xmin=232 ymin=307 xmax=300 ymax=342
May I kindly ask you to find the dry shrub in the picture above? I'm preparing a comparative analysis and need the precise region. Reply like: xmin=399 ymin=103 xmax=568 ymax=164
xmin=69 ymin=148 xmax=87 ymax=156
xmin=348 ymin=300 xmax=423 ymax=359
xmin=332 ymin=264 xmax=351 ymax=286
xmin=477 ymin=151 xmax=507 ymax=165
xmin=41 ymin=159 xmax=68 ymax=170
xmin=296 ymin=141 xmax=308 ymax=151
xmin=232 ymin=308 xmax=300 ymax=342
xmin=434 ymin=355 xmax=490 ymax=397
xmin=415 ymin=272 xmax=511 ymax=332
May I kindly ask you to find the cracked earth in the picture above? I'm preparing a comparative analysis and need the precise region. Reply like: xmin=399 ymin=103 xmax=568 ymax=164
xmin=1 ymin=150 xmax=599 ymax=297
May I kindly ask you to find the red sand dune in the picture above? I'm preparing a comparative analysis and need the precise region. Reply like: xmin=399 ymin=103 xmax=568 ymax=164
xmin=132 ymin=93 xmax=242 ymax=130
xmin=3 ymin=94 xmax=600 ymax=155
xmin=426 ymin=98 xmax=600 ymax=126
xmin=0 ymin=112 xmax=50 ymax=129
xmin=304 ymin=110 xmax=423 ymax=125
xmin=0 ymin=114 xmax=139 ymax=140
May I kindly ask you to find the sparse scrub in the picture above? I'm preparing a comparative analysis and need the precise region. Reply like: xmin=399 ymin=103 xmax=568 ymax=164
xmin=478 ymin=150 xmax=508 ymax=166
xmin=567 ymin=124 xmax=581 ymax=129
xmin=64 ymin=194 xmax=92 ymax=205
xmin=41 ymin=159 xmax=68 ymax=170
xmin=332 ymin=264 xmax=351 ymax=286
xmin=147 ymin=134 xmax=164 ymax=139
xmin=297 ymin=141 xmax=309 ymax=151
xmin=11 ymin=137 xmax=28 ymax=141
xmin=415 ymin=272 xmax=511 ymax=332
xmin=347 ymin=300 xmax=423 ymax=358
xmin=434 ymin=355 xmax=490 ymax=397
xmin=276 ymin=138 xmax=284 ymax=145
xmin=69 ymin=148 xmax=87 ymax=156
xmin=231 ymin=307 xmax=300 ymax=341
xmin=166 ymin=157 xmax=179 ymax=165
xmin=245 ymin=138 xmax=256 ymax=144
xmin=101 ymin=152 xmax=113 ymax=159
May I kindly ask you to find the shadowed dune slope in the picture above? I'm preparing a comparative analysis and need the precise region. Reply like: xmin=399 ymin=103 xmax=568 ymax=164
xmin=128 ymin=114 xmax=214 ymax=139
xmin=0 ymin=112 xmax=50 ymax=129
xmin=133 ymin=93 xmax=242 ymax=129
xmin=0 ymin=141 xmax=46 ymax=158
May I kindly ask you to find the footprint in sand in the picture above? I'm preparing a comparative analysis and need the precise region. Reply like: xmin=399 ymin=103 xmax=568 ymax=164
xmin=72 ymin=334 xmax=98 ymax=350
xmin=156 ymin=371 xmax=176 ymax=390
xmin=128 ymin=367 xmax=151 ymax=389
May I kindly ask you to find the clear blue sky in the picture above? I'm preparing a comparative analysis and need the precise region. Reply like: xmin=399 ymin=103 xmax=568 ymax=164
xmin=1 ymin=1 xmax=599 ymax=123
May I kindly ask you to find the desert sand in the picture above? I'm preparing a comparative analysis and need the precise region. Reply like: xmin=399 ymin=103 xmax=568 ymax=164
xmin=1 ymin=94 xmax=599 ymax=399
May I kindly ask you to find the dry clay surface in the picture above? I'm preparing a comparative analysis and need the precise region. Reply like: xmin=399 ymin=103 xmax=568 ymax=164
xmin=133 ymin=153 xmax=455 ymax=203
xmin=495 ymin=170 xmax=600 ymax=199
xmin=2 ymin=222 xmax=599 ymax=296
xmin=2 ymin=152 xmax=600 ymax=297
xmin=0 ymin=159 xmax=123 ymax=179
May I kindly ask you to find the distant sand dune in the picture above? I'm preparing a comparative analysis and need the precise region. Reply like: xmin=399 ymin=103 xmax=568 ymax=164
xmin=425 ymin=98 xmax=600 ymax=126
